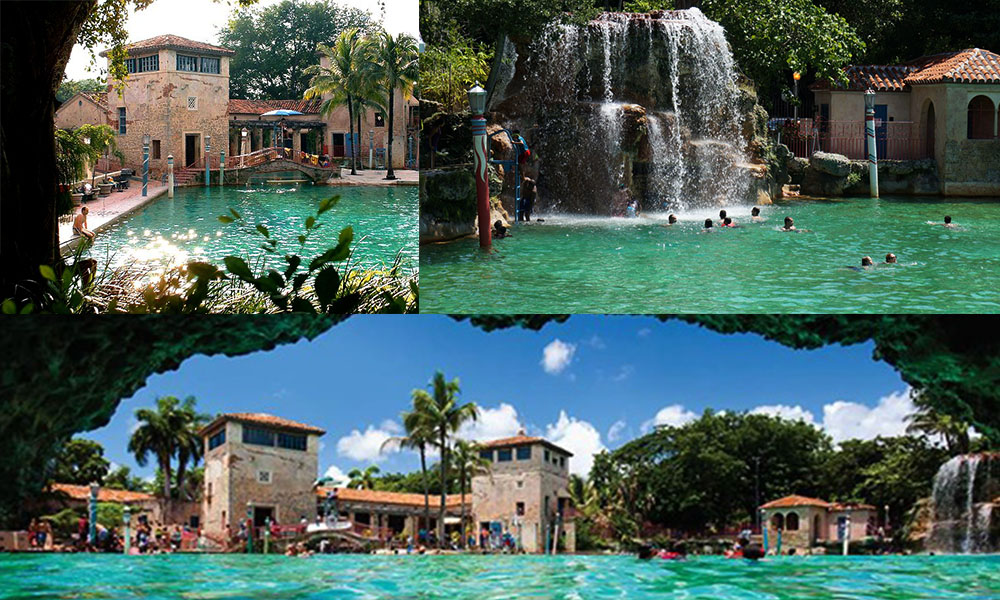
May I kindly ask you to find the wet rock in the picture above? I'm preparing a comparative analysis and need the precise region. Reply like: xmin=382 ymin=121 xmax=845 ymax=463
xmin=810 ymin=151 xmax=852 ymax=177
xmin=419 ymin=168 xmax=479 ymax=243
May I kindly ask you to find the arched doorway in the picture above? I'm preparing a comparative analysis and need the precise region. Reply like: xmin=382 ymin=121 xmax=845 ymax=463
xmin=925 ymin=102 xmax=935 ymax=158
xmin=813 ymin=515 xmax=822 ymax=544
xmin=771 ymin=513 xmax=784 ymax=531
xmin=967 ymin=95 xmax=995 ymax=139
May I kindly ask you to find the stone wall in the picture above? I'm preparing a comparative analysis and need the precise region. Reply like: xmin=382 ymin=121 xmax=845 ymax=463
xmin=942 ymin=139 xmax=1000 ymax=195
xmin=796 ymin=151 xmax=941 ymax=196
xmin=55 ymin=94 xmax=111 ymax=130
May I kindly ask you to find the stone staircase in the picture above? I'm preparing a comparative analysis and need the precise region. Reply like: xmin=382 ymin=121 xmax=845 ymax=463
xmin=173 ymin=166 xmax=201 ymax=187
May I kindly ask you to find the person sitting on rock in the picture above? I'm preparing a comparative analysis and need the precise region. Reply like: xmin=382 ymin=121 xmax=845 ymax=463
xmin=73 ymin=206 xmax=95 ymax=241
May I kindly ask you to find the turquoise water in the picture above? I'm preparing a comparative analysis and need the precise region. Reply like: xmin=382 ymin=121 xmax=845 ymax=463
xmin=1 ymin=554 xmax=998 ymax=599
xmin=84 ymin=185 xmax=418 ymax=273
xmin=420 ymin=197 xmax=1000 ymax=313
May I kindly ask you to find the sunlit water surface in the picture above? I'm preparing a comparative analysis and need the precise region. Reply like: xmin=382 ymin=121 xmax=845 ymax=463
xmin=1 ymin=553 xmax=998 ymax=599
xmin=84 ymin=184 xmax=418 ymax=274
xmin=420 ymin=197 xmax=1000 ymax=313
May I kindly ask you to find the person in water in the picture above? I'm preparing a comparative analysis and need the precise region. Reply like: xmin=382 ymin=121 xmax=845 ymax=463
xmin=847 ymin=256 xmax=875 ymax=270
xmin=781 ymin=216 xmax=811 ymax=232
xmin=723 ymin=217 xmax=739 ymax=228
xmin=885 ymin=253 xmax=897 ymax=264
xmin=520 ymin=177 xmax=536 ymax=222
xmin=625 ymin=199 xmax=638 ymax=218
xmin=667 ymin=214 xmax=678 ymax=225
xmin=751 ymin=206 xmax=762 ymax=221
xmin=719 ymin=209 xmax=727 ymax=222
xmin=703 ymin=218 xmax=714 ymax=231
xmin=493 ymin=220 xmax=509 ymax=239
xmin=73 ymin=206 xmax=95 ymax=241
xmin=638 ymin=543 xmax=685 ymax=560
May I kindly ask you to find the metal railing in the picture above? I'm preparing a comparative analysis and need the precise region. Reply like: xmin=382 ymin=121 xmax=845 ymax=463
xmin=771 ymin=118 xmax=931 ymax=161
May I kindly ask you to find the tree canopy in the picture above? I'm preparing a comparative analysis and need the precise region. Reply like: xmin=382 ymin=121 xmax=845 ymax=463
xmin=51 ymin=438 xmax=110 ymax=485
xmin=218 ymin=0 xmax=374 ymax=100
xmin=55 ymin=78 xmax=106 ymax=105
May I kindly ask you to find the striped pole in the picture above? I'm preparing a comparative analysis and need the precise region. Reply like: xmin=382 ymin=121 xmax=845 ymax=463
xmin=220 ymin=150 xmax=225 ymax=187
xmin=472 ymin=115 xmax=490 ymax=249
xmin=142 ymin=141 xmax=149 ymax=197
xmin=167 ymin=155 xmax=174 ymax=198
xmin=864 ymin=89 xmax=879 ymax=198
xmin=205 ymin=135 xmax=212 ymax=187
xmin=88 ymin=483 xmax=99 ymax=545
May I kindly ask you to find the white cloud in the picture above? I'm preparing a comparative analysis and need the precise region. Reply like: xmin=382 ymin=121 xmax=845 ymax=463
xmin=541 ymin=339 xmax=576 ymax=374
xmin=612 ymin=364 xmax=635 ymax=382
xmin=322 ymin=465 xmax=349 ymax=487
xmin=584 ymin=334 xmax=606 ymax=349
xmin=380 ymin=419 xmax=403 ymax=434
xmin=637 ymin=328 xmax=652 ymax=338
xmin=458 ymin=403 xmax=524 ymax=442
xmin=336 ymin=424 xmax=398 ymax=462
xmin=641 ymin=404 xmax=698 ymax=433
xmin=545 ymin=411 xmax=606 ymax=477
xmin=750 ymin=404 xmax=817 ymax=424
xmin=821 ymin=388 xmax=915 ymax=443
xmin=607 ymin=420 xmax=627 ymax=443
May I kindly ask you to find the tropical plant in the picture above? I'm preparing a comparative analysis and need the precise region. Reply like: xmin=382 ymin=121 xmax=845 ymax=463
xmin=127 ymin=395 xmax=205 ymax=503
xmin=347 ymin=465 xmax=382 ymax=490
xmin=906 ymin=390 xmax=973 ymax=456
xmin=365 ymin=30 xmax=418 ymax=179
xmin=103 ymin=465 xmax=148 ymax=492
xmin=382 ymin=406 xmax=436 ymax=538
xmin=412 ymin=371 xmax=479 ymax=547
xmin=305 ymin=29 xmax=372 ymax=175
xmin=452 ymin=439 xmax=491 ymax=547
xmin=50 ymin=438 xmax=110 ymax=485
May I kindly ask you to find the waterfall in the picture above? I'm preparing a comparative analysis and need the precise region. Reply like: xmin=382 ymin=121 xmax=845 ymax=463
xmin=506 ymin=9 xmax=751 ymax=214
xmin=927 ymin=453 xmax=998 ymax=553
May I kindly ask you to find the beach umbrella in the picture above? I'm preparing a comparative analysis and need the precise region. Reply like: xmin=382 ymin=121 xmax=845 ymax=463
xmin=261 ymin=109 xmax=303 ymax=116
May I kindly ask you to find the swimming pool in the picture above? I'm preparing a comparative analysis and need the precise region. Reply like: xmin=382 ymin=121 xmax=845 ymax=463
xmin=420 ymin=196 xmax=1000 ymax=313
xmin=1 ymin=553 xmax=997 ymax=599
xmin=85 ymin=184 xmax=418 ymax=273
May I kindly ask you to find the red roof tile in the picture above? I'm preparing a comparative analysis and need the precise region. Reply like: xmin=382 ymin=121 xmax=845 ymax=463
xmin=829 ymin=502 xmax=876 ymax=511
xmin=479 ymin=435 xmax=574 ymax=456
xmin=760 ymin=495 xmax=831 ymax=509
xmin=316 ymin=487 xmax=466 ymax=508
xmin=812 ymin=48 xmax=1000 ymax=92
xmin=199 ymin=413 xmax=326 ymax=436
xmin=101 ymin=34 xmax=235 ymax=57
xmin=228 ymin=99 xmax=323 ymax=115
xmin=51 ymin=483 xmax=155 ymax=504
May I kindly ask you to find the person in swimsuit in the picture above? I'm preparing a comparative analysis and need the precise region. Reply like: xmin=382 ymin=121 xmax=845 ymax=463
xmin=73 ymin=206 xmax=95 ymax=241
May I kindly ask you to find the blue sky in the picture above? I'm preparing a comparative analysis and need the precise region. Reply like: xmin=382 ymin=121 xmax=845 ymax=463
xmin=86 ymin=315 xmax=913 ymax=481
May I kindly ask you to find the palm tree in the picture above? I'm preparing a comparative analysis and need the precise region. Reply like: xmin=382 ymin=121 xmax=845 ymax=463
xmin=305 ymin=29 xmax=368 ymax=175
xmin=347 ymin=465 xmax=381 ymax=490
xmin=173 ymin=398 xmax=209 ymax=501
xmin=382 ymin=407 xmax=435 ymax=539
xmin=365 ymin=30 xmax=418 ymax=179
xmin=413 ymin=371 xmax=479 ymax=547
xmin=906 ymin=390 xmax=972 ymax=455
xmin=568 ymin=474 xmax=598 ymax=518
xmin=128 ymin=396 xmax=190 ymax=503
xmin=452 ymin=439 xmax=491 ymax=548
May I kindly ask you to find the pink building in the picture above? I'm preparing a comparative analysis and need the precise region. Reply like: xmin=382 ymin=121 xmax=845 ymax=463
xmin=760 ymin=494 xmax=877 ymax=553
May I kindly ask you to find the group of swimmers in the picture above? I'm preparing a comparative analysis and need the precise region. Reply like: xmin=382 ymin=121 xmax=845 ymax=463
xmin=638 ymin=535 xmax=766 ymax=562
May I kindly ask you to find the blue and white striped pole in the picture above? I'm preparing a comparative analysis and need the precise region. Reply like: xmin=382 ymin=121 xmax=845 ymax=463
xmin=205 ymin=135 xmax=211 ymax=187
xmin=88 ymin=482 xmax=99 ymax=545
xmin=167 ymin=155 xmax=174 ymax=198
xmin=864 ymin=89 xmax=879 ymax=198
xmin=220 ymin=150 xmax=225 ymax=187
xmin=142 ymin=136 xmax=149 ymax=197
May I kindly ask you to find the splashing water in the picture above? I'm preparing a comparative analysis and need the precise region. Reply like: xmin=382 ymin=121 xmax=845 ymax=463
xmin=511 ymin=9 xmax=751 ymax=214
xmin=928 ymin=454 xmax=998 ymax=554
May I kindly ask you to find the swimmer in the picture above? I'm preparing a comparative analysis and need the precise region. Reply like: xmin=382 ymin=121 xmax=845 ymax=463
xmin=885 ymin=253 xmax=897 ymax=264
xmin=666 ymin=214 xmax=678 ymax=225
xmin=723 ymin=217 xmax=739 ymax=228
xmin=719 ymin=209 xmax=727 ymax=222
xmin=702 ymin=218 xmax=714 ymax=232
xmin=742 ymin=543 xmax=765 ymax=561
xmin=781 ymin=216 xmax=811 ymax=233
xmin=845 ymin=256 xmax=874 ymax=272
xmin=493 ymin=220 xmax=510 ymax=240
xmin=751 ymin=206 xmax=762 ymax=221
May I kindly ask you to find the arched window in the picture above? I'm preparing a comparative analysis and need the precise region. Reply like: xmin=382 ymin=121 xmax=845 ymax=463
xmin=771 ymin=513 xmax=785 ymax=530
xmin=786 ymin=512 xmax=800 ymax=531
xmin=967 ymin=95 xmax=995 ymax=139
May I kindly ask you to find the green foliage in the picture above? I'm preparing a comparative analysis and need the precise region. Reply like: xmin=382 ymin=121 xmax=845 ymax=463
xmin=347 ymin=465 xmax=382 ymax=490
xmin=699 ymin=0 xmax=865 ymax=91
xmin=103 ymin=465 xmax=149 ymax=492
xmin=75 ymin=0 xmax=155 ymax=93
xmin=56 ymin=78 xmax=106 ymax=105
xmin=128 ymin=396 xmax=207 ymax=499
xmin=846 ymin=171 xmax=862 ymax=186
xmin=419 ymin=31 xmax=492 ymax=113
xmin=55 ymin=124 xmax=123 ymax=191
xmin=420 ymin=0 xmax=599 ymax=49
xmin=218 ymin=0 xmax=374 ymax=100
xmin=51 ymin=438 xmax=110 ymax=486
xmin=41 ymin=508 xmax=83 ymax=538
xmin=624 ymin=0 xmax=674 ymax=11
xmin=96 ymin=502 xmax=123 ymax=529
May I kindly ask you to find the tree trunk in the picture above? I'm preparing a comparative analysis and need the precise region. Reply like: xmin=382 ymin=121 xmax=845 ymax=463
xmin=438 ymin=431 xmax=447 ymax=548
xmin=384 ymin=87 xmax=396 ymax=179
xmin=159 ymin=454 xmax=172 ymax=514
xmin=175 ymin=454 xmax=187 ymax=500
xmin=420 ymin=445 xmax=430 ymax=543
xmin=0 ymin=1 xmax=96 ymax=298
xmin=356 ymin=109 xmax=363 ymax=170
xmin=347 ymin=95 xmax=357 ymax=175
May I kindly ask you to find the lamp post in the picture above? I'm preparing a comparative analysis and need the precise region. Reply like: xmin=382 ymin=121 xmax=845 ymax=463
xmin=407 ymin=134 xmax=414 ymax=169
xmin=246 ymin=502 xmax=254 ymax=554
xmin=843 ymin=511 xmax=852 ymax=556
xmin=167 ymin=154 xmax=174 ymax=198
xmin=142 ymin=134 xmax=150 ymax=197
xmin=220 ymin=149 xmax=225 ymax=187
xmin=792 ymin=71 xmax=801 ymax=121
xmin=468 ymin=84 xmax=490 ymax=250
xmin=88 ymin=482 xmax=99 ymax=546
xmin=263 ymin=516 xmax=270 ymax=554
xmin=204 ymin=135 xmax=211 ymax=187
xmin=864 ymin=89 xmax=879 ymax=198
xmin=123 ymin=505 xmax=132 ymax=555
xmin=761 ymin=509 xmax=768 ymax=554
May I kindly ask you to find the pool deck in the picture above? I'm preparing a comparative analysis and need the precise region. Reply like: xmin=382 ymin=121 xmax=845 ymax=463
xmin=331 ymin=168 xmax=418 ymax=186
xmin=59 ymin=182 xmax=167 ymax=255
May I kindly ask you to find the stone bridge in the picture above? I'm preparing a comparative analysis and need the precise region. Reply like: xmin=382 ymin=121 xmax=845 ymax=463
xmin=224 ymin=158 xmax=338 ymax=185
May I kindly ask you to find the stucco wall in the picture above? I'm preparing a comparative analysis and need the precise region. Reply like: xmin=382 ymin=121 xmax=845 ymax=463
xmin=55 ymin=94 xmax=110 ymax=130
xmin=825 ymin=90 xmax=911 ymax=122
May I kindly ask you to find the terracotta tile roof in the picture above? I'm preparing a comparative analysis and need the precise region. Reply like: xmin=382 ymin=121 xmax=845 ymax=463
xmin=199 ymin=413 xmax=326 ymax=436
xmin=81 ymin=91 xmax=108 ymax=110
xmin=228 ymin=99 xmax=323 ymax=115
xmin=478 ymin=435 xmax=574 ymax=456
xmin=811 ymin=48 xmax=1000 ymax=92
xmin=51 ymin=483 xmax=155 ymax=504
xmin=903 ymin=48 xmax=1000 ymax=84
xmin=316 ymin=487 xmax=466 ymax=508
xmin=101 ymin=34 xmax=235 ymax=57
xmin=760 ymin=495 xmax=831 ymax=509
